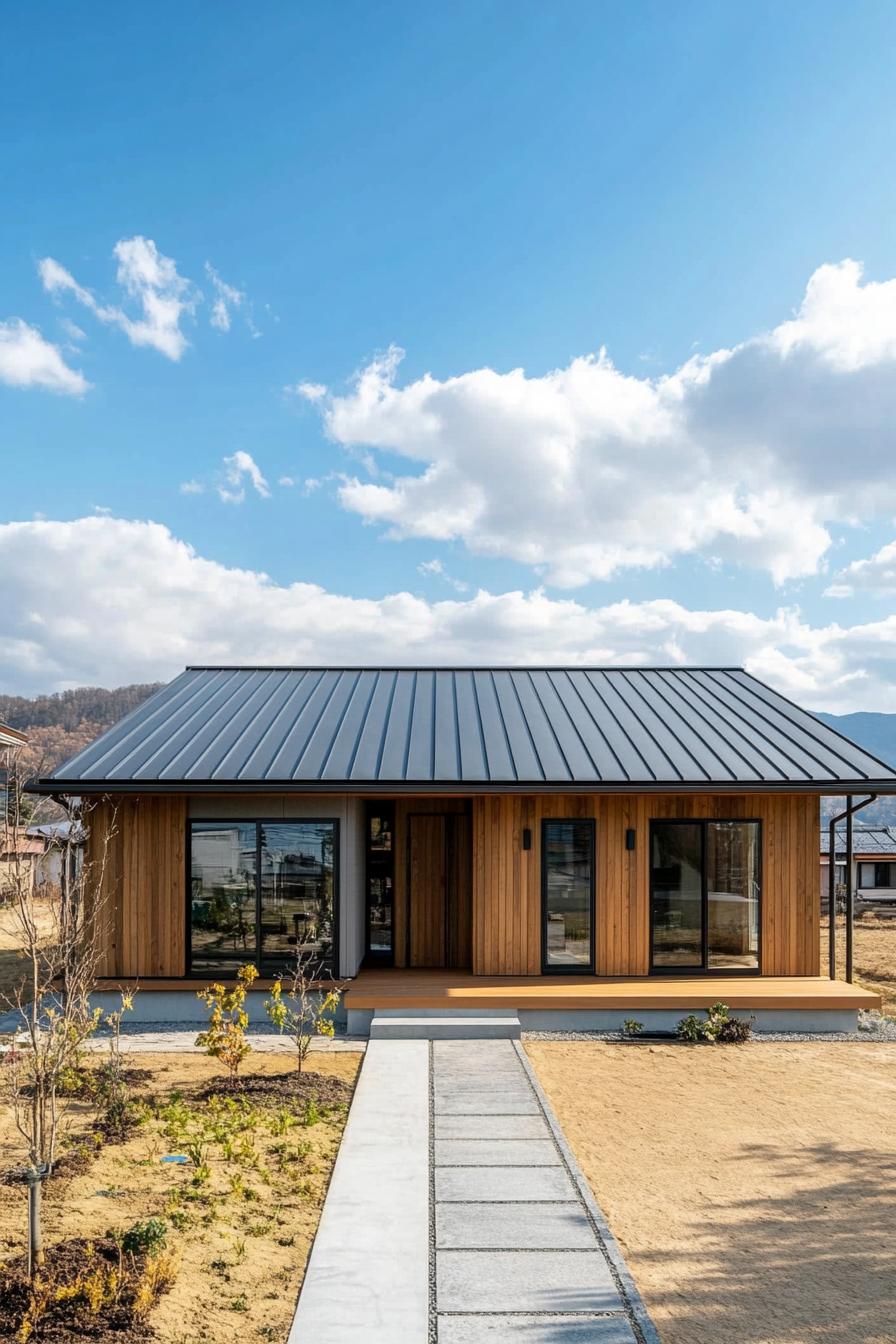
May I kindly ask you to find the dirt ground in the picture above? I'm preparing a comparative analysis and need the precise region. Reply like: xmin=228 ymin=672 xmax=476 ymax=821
xmin=0 ymin=897 xmax=58 ymax=1002
xmin=528 ymin=1040 xmax=896 ymax=1344
xmin=0 ymin=1049 xmax=362 ymax=1344
xmin=824 ymin=914 xmax=896 ymax=1015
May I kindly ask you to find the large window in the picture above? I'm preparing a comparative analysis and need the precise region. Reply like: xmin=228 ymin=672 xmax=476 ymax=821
xmin=542 ymin=819 xmax=594 ymax=972
xmin=859 ymin=861 xmax=896 ymax=889
xmin=651 ymin=820 xmax=760 ymax=973
xmin=189 ymin=820 xmax=338 ymax=976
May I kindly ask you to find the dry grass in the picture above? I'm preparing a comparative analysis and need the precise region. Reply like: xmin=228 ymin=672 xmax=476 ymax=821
xmin=0 ymin=1050 xmax=362 ymax=1343
xmin=528 ymin=1039 xmax=896 ymax=1344
xmin=822 ymin=913 xmax=896 ymax=1015
xmin=0 ymin=896 xmax=59 ymax=1003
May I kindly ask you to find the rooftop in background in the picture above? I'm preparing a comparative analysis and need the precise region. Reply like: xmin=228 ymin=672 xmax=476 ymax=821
xmin=0 ymin=721 xmax=28 ymax=748
xmin=28 ymin=666 xmax=896 ymax=795
xmin=821 ymin=826 xmax=896 ymax=857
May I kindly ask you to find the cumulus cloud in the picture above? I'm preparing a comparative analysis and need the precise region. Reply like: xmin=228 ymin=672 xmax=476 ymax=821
xmin=0 ymin=318 xmax=89 ymax=395
xmin=217 ymin=451 xmax=270 ymax=503
xmin=204 ymin=262 xmax=258 ymax=336
xmin=1 ymin=515 xmax=895 ymax=709
xmin=826 ymin=538 xmax=896 ymax=597
xmin=39 ymin=237 xmax=199 ymax=360
xmin=314 ymin=262 xmax=896 ymax=587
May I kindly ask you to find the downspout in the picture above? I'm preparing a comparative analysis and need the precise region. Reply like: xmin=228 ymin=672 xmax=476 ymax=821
xmin=827 ymin=793 xmax=877 ymax=982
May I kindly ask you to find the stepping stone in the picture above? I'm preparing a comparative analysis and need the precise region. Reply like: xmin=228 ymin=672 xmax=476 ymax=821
xmin=435 ymin=1165 xmax=576 ymax=1202
xmin=434 ymin=1139 xmax=559 ymax=1167
xmin=438 ymin=1316 xmax=638 ymax=1343
xmin=434 ymin=1091 xmax=540 ymax=1115
xmin=436 ymin=1202 xmax=596 ymax=1249
xmin=436 ymin=1249 xmax=622 ymax=1313
xmin=435 ymin=1114 xmax=550 ymax=1140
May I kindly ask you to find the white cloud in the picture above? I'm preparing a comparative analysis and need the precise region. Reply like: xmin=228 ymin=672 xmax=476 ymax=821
xmin=827 ymin=538 xmax=896 ymax=597
xmin=217 ymin=451 xmax=270 ymax=503
xmin=204 ymin=262 xmax=249 ymax=333
xmin=2 ymin=514 xmax=896 ymax=710
xmin=287 ymin=380 xmax=328 ymax=402
xmin=39 ymin=237 xmax=198 ymax=361
xmin=0 ymin=318 xmax=89 ymax=395
xmin=179 ymin=480 xmax=205 ymax=495
xmin=314 ymin=262 xmax=896 ymax=587
xmin=418 ymin=558 xmax=469 ymax=593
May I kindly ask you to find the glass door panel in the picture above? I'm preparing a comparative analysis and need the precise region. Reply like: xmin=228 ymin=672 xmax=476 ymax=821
xmin=706 ymin=821 xmax=760 ymax=970
xmin=650 ymin=823 xmax=702 ymax=968
xmin=542 ymin=820 xmax=594 ymax=971
xmin=259 ymin=821 xmax=336 ymax=975
xmin=189 ymin=822 xmax=257 ymax=972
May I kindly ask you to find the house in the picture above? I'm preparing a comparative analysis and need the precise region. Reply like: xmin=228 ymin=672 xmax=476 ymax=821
xmin=821 ymin=825 xmax=896 ymax=916
xmin=28 ymin=666 xmax=896 ymax=1034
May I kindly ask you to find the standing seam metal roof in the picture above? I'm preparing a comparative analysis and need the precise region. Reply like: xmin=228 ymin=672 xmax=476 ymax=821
xmin=35 ymin=666 xmax=896 ymax=791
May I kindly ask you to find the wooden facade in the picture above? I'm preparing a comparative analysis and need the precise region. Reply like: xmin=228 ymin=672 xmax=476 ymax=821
xmin=85 ymin=790 xmax=819 ymax=982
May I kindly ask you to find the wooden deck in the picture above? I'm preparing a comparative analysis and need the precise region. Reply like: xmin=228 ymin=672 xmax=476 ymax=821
xmin=344 ymin=967 xmax=880 ymax=1012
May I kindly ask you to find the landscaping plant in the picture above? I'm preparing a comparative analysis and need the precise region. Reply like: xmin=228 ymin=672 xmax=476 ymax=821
xmin=196 ymin=963 xmax=258 ymax=1086
xmin=676 ymin=1002 xmax=753 ymax=1043
xmin=1 ymin=737 xmax=116 ymax=1276
xmin=264 ymin=947 xmax=342 ymax=1075
xmin=622 ymin=1018 xmax=644 ymax=1037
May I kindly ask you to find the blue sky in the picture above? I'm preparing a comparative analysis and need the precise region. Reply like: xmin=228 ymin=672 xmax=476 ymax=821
xmin=3 ymin=1 xmax=896 ymax=706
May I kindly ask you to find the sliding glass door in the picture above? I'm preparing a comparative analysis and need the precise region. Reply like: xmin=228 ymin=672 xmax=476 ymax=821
xmin=650 ymin=820 xmax=760 ymax=972
xmin=541 ymin=819 xmax=595 ymax=972
xmin=189 ymin=819 xmax=338 ymax=976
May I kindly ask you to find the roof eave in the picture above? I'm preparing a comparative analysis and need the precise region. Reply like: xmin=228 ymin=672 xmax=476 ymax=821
xmin=26 ymin=777 xmax=896 ymax=797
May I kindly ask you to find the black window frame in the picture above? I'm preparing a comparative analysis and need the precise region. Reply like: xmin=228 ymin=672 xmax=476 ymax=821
xmin=859 ymin=860 xmax=896 ymax=889
xmin=648 ymin=818 xmax=762 ymax=977
xmin=186 ymin=817 xmax=340 ymax=979
xmin=540 ymin=817 xmax=596 ymax=975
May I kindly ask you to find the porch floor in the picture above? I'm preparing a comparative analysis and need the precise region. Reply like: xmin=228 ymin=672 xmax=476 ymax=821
xmin=344 ymin=968 xmax=880 ymax=1013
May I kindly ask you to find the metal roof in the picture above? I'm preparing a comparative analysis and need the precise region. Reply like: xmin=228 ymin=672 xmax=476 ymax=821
xmin=0 ymin=721 xmax=28 ymax=748
xmin=821 ymin=827 xmax=896 ymax=857
xmin=32 ymin=666 xmax=896 ymax=794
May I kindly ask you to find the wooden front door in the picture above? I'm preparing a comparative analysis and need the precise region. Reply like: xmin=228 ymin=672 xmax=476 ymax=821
xmin=407 ymin=810 xmax=472 ymax=968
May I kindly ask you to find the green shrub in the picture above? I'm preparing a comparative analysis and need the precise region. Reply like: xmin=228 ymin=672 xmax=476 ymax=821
xmin=120 ymin=1217 xmax=168 ymax=1258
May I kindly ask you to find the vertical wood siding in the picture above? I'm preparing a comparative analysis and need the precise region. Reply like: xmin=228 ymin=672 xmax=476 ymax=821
xmin=88 ymin=790 xmax=818 ymax=981
xmin=471 ymin=793 xmax=820 ymax=977
xmin=86 ymin=795 xmax=187 ymax=978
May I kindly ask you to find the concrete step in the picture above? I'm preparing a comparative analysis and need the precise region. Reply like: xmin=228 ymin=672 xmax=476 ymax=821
xmin=370 ymin=1009 xmax=522 ymax=1040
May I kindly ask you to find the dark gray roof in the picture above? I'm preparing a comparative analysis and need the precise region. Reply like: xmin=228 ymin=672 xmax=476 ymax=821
xmin=821 ymin=827 xmax=896 ymax=857
xmin=33 ymin=666 xmax=896 ymax=794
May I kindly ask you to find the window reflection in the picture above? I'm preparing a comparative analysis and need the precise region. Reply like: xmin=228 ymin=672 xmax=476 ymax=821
xmin=543 ymin=820 xmax=593 ymax=970
xmin=190 ymin=820 xmax=337 ymax=976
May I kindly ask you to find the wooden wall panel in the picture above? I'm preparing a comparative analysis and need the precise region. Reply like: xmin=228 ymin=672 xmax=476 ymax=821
xmin=472 ymin=792 xmax=820 ymax=978
xmin=84 ymin=794 xmax=187 ymax=979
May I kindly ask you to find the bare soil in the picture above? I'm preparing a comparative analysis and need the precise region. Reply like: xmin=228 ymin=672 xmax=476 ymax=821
xmin=0 ymin=1050 xmax=362 ymax=1344
xmin=527 ymin=1039 xmax=896 ymax=1344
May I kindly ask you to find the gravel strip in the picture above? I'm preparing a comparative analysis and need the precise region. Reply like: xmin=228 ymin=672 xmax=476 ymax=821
xmin=523 ymin=1009 xmax=896 ymax=1044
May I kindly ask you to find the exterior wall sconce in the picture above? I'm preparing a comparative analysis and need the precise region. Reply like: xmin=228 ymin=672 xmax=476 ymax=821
xmin=522 ymin=827 xmax=532 ymax=850
xmin=625 ymin=827 xmax=636 ymax=851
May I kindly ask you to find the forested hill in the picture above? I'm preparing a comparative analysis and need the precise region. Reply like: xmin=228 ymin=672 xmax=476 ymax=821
xmin=0 ymin=684 xmax=163 ymax=780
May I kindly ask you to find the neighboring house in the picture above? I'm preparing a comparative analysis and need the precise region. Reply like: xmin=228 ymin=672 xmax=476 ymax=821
xmin=0 ymin=828 xmax=46 ymax=900
xmin=28 ymin=666 xmax=896 ymax=1033
xmin=25 ymin=820 xmax=85 ymax=897
xmin=0 ymin=719 xmax=28 ymax=820
xmin=820 ymin=826 xmax=896 ymax=916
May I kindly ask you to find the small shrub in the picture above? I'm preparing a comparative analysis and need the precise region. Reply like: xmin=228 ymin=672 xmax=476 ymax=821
xmin=622 ymin=1018 xmax=644 ymax=1037
xmin=718 ymin=1013 xmax=754 ymax=1044
xmin=676 ymin=1013 xmax=705 ymax=1043
xmin=196 ymin=964 xmax=258 ymax=1086
xmin=120 ymin=1217 xmax=168 ymax=1257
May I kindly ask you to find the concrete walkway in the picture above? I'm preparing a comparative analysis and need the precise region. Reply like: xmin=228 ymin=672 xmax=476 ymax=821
xmin=290 ymin=1037 xmax=659 ymax=1343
